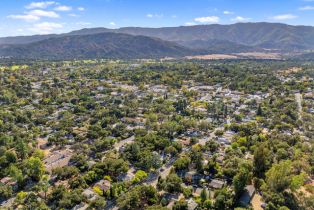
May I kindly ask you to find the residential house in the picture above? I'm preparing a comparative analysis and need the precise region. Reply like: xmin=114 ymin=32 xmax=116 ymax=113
xmin=185 ymin=171 xmax=203 ymax=184
xmin=43 ymin=149 xmax=72 ymax=173
xmin=82 ymin=188 xmax=98 ymax=201
xmin=187 ymin=198 xmax=198 ymax=210
xmin=238 ymin=185 xmax=256 ymax=207
xmin=0 ymin=177 xmax=17 ymax=190
xmin=208 ymin=179 xmax=225 ymax=189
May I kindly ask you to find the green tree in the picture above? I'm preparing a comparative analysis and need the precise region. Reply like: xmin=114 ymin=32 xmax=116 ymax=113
xmin=24 ymin=157 xmax=45 ymax=181
xmin=266 ymin=160 xmax=292 ymax=192
xmin=132 ymin=170 xmax=148 ymax=184
xmin=214 ymin=188 xmax=234 ymax=210
xmin=173 ymin=156 xmax=191 ymax=171
xmin=165 ymin=173 xmax=182 ymax=193
xmin=173 ymin=199 xmax=188 ymax=210
xmin=200 ymin=188 xmax=208 ymax=202
xmin=0 ymin=184 xmax=13 ymax=200
xmin=117 ymin=185 xmax=159 ymax=210
xmin=233 ymin=167 xmax=250 ymax=198
xmin=88 ymin=197 xmax=106 ymax=210
xmin=253 ymin=143 xmax=271 ymax=178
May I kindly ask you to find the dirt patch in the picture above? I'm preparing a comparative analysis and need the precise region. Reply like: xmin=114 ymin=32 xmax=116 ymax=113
xmin=185 ymin=52 xmax=282 ymax=60
xmin=236 ymin=52 xmax=282 ymax=60
xmin=185 ymin=54 xmax=238 ymax=60
xmin=279 ymin=67 xmax=303 ymax=75
xmin=251 ymin=193 xmax=263 ymax=210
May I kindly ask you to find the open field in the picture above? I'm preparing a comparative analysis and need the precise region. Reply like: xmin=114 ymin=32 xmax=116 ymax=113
xmin=186 ymin=52 xmax=282 ymax=60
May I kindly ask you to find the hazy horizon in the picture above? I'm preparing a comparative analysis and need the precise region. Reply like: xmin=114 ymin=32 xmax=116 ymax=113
xmin=1 ymin=0 xmax=314 ymax=37
xmin=2 ymin=21 xmax=314 ymax=39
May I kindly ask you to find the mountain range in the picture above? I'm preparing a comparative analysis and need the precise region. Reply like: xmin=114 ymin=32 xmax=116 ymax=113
xmin=0 ymin=33 xmax=192 ymax=60
xmin=1 ymin=22 xmax=314 ymax=60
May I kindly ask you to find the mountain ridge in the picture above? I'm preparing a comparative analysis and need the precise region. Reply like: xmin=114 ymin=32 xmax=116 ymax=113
xmin=1 ymin=22 xmax=314 ymax=52
xmin=0 ymin=32 xmax=194 ymax=60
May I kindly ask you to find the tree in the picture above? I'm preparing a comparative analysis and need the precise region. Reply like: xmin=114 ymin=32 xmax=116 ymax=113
xmin=58 ymin=189 xmax=84 ymax=209
xmin=92 ymin=158 xmax=129 ymax=180
xmin=38 ymin=175 xmax=50 ymax=200
xmin=138 ymin=151 xmax=162 ymax=172
xmin=214 ymin=188 xmax=234 ymax=210
xmin=290 ymin=173 xmax=306 ymax=192
xmin=145 ymin=205 xmax=168 ymax=210
xmin=233 ymin=167 xmax=250 ymax=198
xmin=253 ymin=143 xmax=271 ymax=178
xmin=32 ymin=149 xmax=45 ymax=160
xmin=16 ymin=139 xmax=30 ymax=159
xmin=182 ymin=187 xmax=193 ymax=198
xmin=5 ymin=150 xmax=17 ymax=164
xmin=203 ymin=199 xmax=212 ymax=209
xmin=88 ymin=197 xmax=106 ymax=210
xmin=24 ymin=192 xmax=49 ymax=210
xmin=24 ymin=157 xmax=45 ymax=181
xmin=117 ymin=185 xmax=159 ymax=210
xmin=48 ymin=185 xmax=66 ymax=205
xmin=0 ymin=184 xmax=13 ymax=200
xmin=8 ymin=165 xmax=24 ymax=186
xmin=69 ymin=176 xmax=88 ymax=189
xmin=14 ymin=191 xmax=27 ymax=206
xmin=48 ymin=185 xmax=83 ymax=209
xmin=165 ymin=173 xmax=182 ymax=193
xmin=53 ymin=166 xmax=79 ymax=180
xmin=257 ymin=104 xmax=263 ymax=116
xmin=173 ymin=199 xmax=188 ymax=210
xmin=173 ymin=157 xmax=191 ymax=171
xmin=200 ymin=188 xmax=208 ymax=202
xmin=132 ymin=170 xmax=148 ymax=184
xmin=265 ymin=160 xmax=292 ymax=192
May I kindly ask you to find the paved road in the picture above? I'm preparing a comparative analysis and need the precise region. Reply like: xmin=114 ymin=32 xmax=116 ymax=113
xmin=146 ymin=158 xmax=176 ymax=187
xmin=295 ymin=93 xmax=303 ymax=121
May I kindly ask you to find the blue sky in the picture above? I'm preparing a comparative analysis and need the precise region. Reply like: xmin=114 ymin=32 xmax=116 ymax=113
xmin=0 ymin=0 xmax=314 ymax=37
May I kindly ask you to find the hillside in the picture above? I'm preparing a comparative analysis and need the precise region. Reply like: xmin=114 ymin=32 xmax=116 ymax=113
xmin=114 ymin=23 xmax=314 ymax=51
xmin=177 ymin=39 xmax=259 ymax=53
xmin=0 ymin=32 xmax=194 ymax=60
xmin=293 ymin=52 xmax=314 ymax=60
xmin=1 ymin=23 xmax=314 ymax=51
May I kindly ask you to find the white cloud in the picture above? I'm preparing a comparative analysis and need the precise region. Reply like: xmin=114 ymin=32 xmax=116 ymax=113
xmin=185 ymin=22 xmax=196 ymax=26
xmin=299 ymin=6 xmax=314 ymax=10
xmin=55 ymin=5 xmax=72 ymax=11
xmin=78 ymin=7 xmax=85 ymax=11
xmin=28 ymin=9 xmax=59 ymax=18
xmin=26 ymin=1 xmax=56 ymax=9
xmin=8 ymin=9 xmax=59 ymax=22
xmin=8 ymin=14 xmax=40 ymax=21
xmin=146 ymin=14 xmax=163 ymax=18
xmin=271 ymin=14 xmax=297 ymax=20
xmin=223 ymin=11 xmax=234 ymax=15
xmin=194 ymin=16 xmax=220 ymax=23
xmin=109 ymin=22 xmax=116 ymax=26
xmin=231 ymin=16 xmax=251 ymax=22
xmin=29 ymin=22 xmax=63 ymax=34
xmin=69 ymin=13 xmax=79 ymax=17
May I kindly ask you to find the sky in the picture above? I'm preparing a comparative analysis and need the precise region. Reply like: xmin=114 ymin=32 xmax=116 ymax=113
xmin=0 ymin=0 xmax=314 ymax=37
